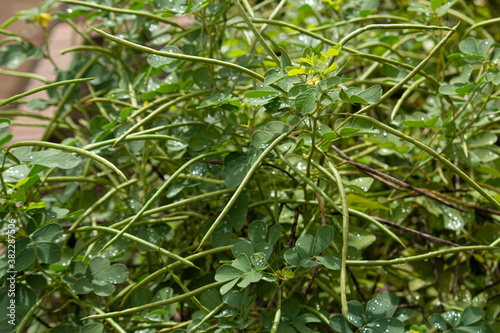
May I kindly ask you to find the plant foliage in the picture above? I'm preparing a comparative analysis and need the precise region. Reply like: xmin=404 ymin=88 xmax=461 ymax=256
xmin=1 ymin=0 xmax=500 ymax=332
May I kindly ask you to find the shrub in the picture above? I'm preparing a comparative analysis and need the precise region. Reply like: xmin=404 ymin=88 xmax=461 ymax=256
xmin=1 ymin=0 xmax=499 ymax=332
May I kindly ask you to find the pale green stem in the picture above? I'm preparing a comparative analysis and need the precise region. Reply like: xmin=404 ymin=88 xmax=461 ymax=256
xmin=463 ymin=17 xmax=500 ymax=38
xmin=69 ymin=179 xmax=139 ymax=231
xmin=0 ymin=77 xmax=94 ymax=108
xmin=348 ymin=114 xmax=500 ymax=210
xmin=83 ymin=281 xmax=225 ymax=320
xmin=100 ymin=151 xmax=225 ymax=252
xmin=187 ymin=302 xmax=226 ymax=333
xmin=390 ymin=76 xmax=426 ymax=120
xmin=347 ymin=245 xmax=496 ymax=266
xmin=84 ymin=134 xmax=182 ymax=151
xmin=119 ymin=246 xmax=232 ymax=305
xmin=113 ymin=91 xmax=206 ymax=146
xmin=90 ymin=28 xmax=280 ymax=91
xmin=196 ymin=128 xmax=299 ymax=251
xmin=339 ymin=24 xmax=453 ymax=46
xmin=5 ymin=141 xmax=127 ymax=181
xmin=0 ymin=69 xmax=49 ymax=83
xmin=276 ymin=151 xmax=343 ymax=215
xmin=233 ymin=0 xmax=280 ymax=65
xmin=61 ymin=0 xmax=183 ymax=28
xmin=77 ymin=226 xmax=197 ymax=268
xmin=325 ymin=159 xmax=349 ymax=317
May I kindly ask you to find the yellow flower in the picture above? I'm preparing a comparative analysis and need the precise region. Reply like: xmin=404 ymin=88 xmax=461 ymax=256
xmin=35 ymin=13 xmax=52 ymax=27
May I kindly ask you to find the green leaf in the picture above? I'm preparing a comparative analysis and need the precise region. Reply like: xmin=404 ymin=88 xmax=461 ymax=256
xmin=248 ymin=220 xmax=267 ymax=244
xmin=357 ymin=85 xmax=382 ymax=104
xmin=73 ymin=278 xmax=94 ymax=294
xmin=295 ymin=89 xmax=316 ymax=114
xmin=431 ymin=0 xmax=446 ymax=11
xmin=360 ymin=0 xmax=380 ymax=16
xmin=312 ymin=225 xmax=334 ymax=255
xmin=26 ymin=274 xmax=47 ymax=290
xmin=34 ymin=242 xmax=62 ymax=264
xmin=223 ymin=290 xmax=244 ymax=309
xmin=393 ymin=308 xmax=416 ymax=323
xmin=365 ymin=298 xmax=391 ymax=323
xmin=348 ymin=228 xmax=376 ymax=250
xmin=268 ymin=224 xmax=283 ymax=246
xmin=281 ymin=298 xmax=301 ymax=321
xmin=232 ymin=254 xmax=252 ymax=273
xmin=461 ymin=307 xmax=483 ymax=326
xmin=428 ymin=313 xmax=447 ymax=330
xmin=254 ymin=242 xmax=273 ymax=260
xmin=25 ymin=151 xmax=79 ymax=169
xmin=31 ymin=223 xmax=63 ymax=243
xmin=228 ymin=194 xmax=249 ymax=232
xmin=252 ymin=121 xmax=290 ymax=148
xmin=92 ymin=279 xmax=116 ymax=296
xmin=442 ymin=310 xmax=462 ymax=328
xmin=200 ymin=289 xmax=222 ymax=310
xmin=193 ymin=66 xmax=211 ymax=89
xmin=220 ymin=277 xmax=240 ymax=295
xmin=231 ymin=239 xmax=254 ymax=258
xmin=86 ymin=257 xmax=110 ymax=279
xmin=280 ymin=47 xmax=292 ymax=69
xmin=284 ymin=248 xmax=301 ymax=266
xmin=316 ymin=256 xmax=341 ymax=270
xmin=251 ymin=252 xmax=268 ymax=269
xmin=367 ymin=318 xmax=404 ymax=333
xmin=81 ymin=323 xmax=104 ymax=333
xmin=222 ymin=152 xmax=248 ymax=189
xmin=376 ymin=292 xmax=399 ymax=317
xmin=212 ymin=219 xmax=232 ymax=247
xmin=300 ymin=258 xmax=320 ymax=267
xmin=215 ymin=264 xmax=243 ymax=282
xmin=93 ymin=264 xmax=128 ymax=284
xmin=296 ymin=234 xmax=315 ymax=258
xmin=329 ymin=315 xmax=353 ymax=333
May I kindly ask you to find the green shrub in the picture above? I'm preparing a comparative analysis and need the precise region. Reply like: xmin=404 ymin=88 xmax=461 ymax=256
xmin=1 ymin=0 xmax=500 ymax=332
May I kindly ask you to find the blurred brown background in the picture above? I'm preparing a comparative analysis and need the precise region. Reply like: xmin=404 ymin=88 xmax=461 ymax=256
xmin=1 ymin=1 xmax=79 ymax=141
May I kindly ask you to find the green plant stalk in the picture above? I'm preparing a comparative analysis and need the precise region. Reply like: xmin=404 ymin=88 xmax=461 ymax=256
xmin=301 ymin=305 xmax=330 ymax=325
xmin=347 ymin=245 xmax=497 ymax=266
xmin=83 ymin=281 xmax=225 ymax=320
xmin=326 ymin=159 xmax=349 ymax=317
xmin=339 ymin=23 xmax=453 ymax=47
xmin=15 ymin=294 xmax=47 ymax=333
xmin=78 ymin=225 xmax=197 ymax=268
xmin=187 ymin=302 xmax=226 ymax=333
xmin=270 ymin=290 xmax=282 ymax=333
xmin=43 ymin=176 xmax=109 ymax=184
xmin=109 ymin=189 xmax=235 ymax=230
xmin=464 ymin=16 xmax=500 ymax=37
xmin=100 ymin=150 xmax=226 ymax=253
xmin=90 ymin=28 xmax=282 ymax=91
xmin=119 ymin=246 xmax=232 ymax=305
xmin=61 ymin=0 xmax=183 ymax=28
xmin=233 ymin=0 xmax=280 ymax=66
xmin=348 ymin=209 xmax=405 ymax=247
xmin=42 ymin=57 xmax=99 ymax=141
xmin=113 ymin=91 xmax=206 ymax=146
xmin=168 ymin=268 xmax=209 ymax=314
xmin=0 ymin=77 xmax=95 ymax=108
xmin=196 ymin=128 xmax=298 ymax=251
xmin=0 ymin=69 xmax=49 ymax=83
xmin=276 ymin=151 xmax=344 ymax=215
xmin=390 ymin=76 xmax=426 ymax=120
xmin=84 ymin=134 xmax=182 ymax=151
xmin=348 ymin=114 xmax=500 ymax=210
xmin=353 ymin=23 xmax=457 ymax=115
xmin=5 ymin=141 xmax=127 ymax=181
xmin=70 ymin=179 xmax=139 ymax=231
